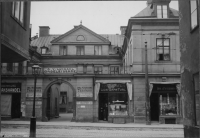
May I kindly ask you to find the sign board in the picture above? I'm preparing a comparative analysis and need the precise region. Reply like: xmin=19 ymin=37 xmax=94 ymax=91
xmin=153 ymin=84 xmax=177 ymax=92
xmin=99 ymin=83 xmax=127 ymax=93
xmin=44 ymin=67 xmax=76 ymax=74
xmin=1 ymin=83 xmax=21 ymax=93
xmin=27 ymin=86 xmax=42 ymax=93
xmin=76 ymin=86 xmax=93 ymax=97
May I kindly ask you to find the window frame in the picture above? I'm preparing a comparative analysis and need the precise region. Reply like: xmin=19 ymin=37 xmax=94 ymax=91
xmin=190 ymin=0 xmax=199 ymax=31
xmin=94 ymin=66 xmax=103 ymax=74
xmin=11 ymin=1 xmax=25 ymax=27
xmin=94 ymin=45 xmax=102 ymax=55
xmin=59 ymin=45 xmax=67 ymax=55
xmin=156 ymin=38 xmax=171 ymax=61
xmin=76 ymin=46 xmax=84 ymax=55
xmin=110 ymin=66 xmax=120 ymax=74
xmin=156 ymin=5 xmax=168 ymax=18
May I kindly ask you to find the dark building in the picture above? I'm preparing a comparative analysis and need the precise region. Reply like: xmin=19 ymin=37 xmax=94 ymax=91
xmin=1 ymin=2 xmax=31 ymax=119
xmin=178 ymin=0 xmax=200 ymax=137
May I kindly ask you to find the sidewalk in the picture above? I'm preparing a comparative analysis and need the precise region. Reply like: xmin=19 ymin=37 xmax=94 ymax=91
xmin=1 ymin=120 xmax=184 ymax=129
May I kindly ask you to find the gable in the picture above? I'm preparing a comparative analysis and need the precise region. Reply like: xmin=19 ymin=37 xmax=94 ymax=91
xmin=51 ymin=25 xmax=110 ymax=44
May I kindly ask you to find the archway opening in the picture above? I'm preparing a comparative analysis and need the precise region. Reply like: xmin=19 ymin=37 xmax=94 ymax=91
xmin=44 ymin=81 xmax=75 ymax=122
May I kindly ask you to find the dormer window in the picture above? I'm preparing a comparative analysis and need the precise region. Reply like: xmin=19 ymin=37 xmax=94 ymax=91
xmin=157 ymin=5 xmax=168 ymax=18
xmin=41 ymin=46 xmax=48 ymax=54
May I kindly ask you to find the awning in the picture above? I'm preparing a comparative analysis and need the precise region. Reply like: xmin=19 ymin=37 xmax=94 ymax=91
xmin=149 ymin=82 xmax=180 ymax=96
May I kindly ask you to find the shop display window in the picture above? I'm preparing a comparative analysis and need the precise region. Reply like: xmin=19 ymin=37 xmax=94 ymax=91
xmin=160 ymin=93 xmax=179 ymax=115
xmin=108 ymin=93 xmax=128 ymax=116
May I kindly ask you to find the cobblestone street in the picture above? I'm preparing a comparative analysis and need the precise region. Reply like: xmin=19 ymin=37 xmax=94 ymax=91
xmin=1 ymin=125 xmax=184 ymax=138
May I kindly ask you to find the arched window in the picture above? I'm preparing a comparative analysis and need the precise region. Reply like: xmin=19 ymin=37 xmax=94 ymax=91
xmin=76 ymin=35 xmax=85 ymax=41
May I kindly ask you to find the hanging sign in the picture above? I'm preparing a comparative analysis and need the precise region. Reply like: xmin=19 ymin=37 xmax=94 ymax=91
xmin=1 ymin=83 xmax=21 ymax=93
xmin=44 ymin=67 xmax=76 ymax=74
xmin=99 ymin=83 xmax=127 ymax=92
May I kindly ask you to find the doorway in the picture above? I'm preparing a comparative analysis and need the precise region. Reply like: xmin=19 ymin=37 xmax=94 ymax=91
xmin=150 ymin=93 xmax=159 ymax=121
xmin=99 ymin=93 xmax=108 ymax=121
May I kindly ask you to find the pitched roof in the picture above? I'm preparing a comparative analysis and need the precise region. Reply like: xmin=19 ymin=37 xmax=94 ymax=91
xmin=51 ymin=24 xmax=110 ymax=43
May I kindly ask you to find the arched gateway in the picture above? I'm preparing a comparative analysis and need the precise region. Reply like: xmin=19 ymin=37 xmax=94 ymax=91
xmin=42 ymin=79 xmax=76 ymax=122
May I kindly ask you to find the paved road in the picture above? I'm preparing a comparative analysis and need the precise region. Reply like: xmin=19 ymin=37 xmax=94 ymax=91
xmin=1 ymin=125 xmax=184 ymax=138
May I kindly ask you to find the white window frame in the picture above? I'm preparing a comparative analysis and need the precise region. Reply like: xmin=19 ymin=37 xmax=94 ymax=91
xmin=157 ymin=5 xmax=168 ymax=18
xmin=12 ymin=1 xmax=25 ymax=26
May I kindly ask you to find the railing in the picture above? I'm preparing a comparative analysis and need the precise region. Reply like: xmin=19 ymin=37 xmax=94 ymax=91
xmin=1 ymin=66 xmax=28 ymax=75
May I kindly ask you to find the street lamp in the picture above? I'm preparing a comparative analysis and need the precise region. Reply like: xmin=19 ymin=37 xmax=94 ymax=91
xmin=30 ymin=64 xmax=41 ymax=138
xmin=145 ymin=42 xmax=151 ymax=125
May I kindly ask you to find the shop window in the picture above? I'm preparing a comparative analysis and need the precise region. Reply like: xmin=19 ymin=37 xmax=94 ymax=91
xmin=76 ymin=46 xmax=84 ymax=55
xmin=160 ymin=93 xmax=179 ymax=115
xmin=156 ymin=38 xmax=170 ymax=61
xmin=12 ymin=1 xmax=25 ymax=26
xmin=108 ymin=93 xmax=128 ymax=116
xmin=157 ymin=5 xmax=168 ymax=18
xmin=193 ymin=72 xmax=200 ymax=126
xmin=110 ymin=66 xmax=119 ymax=74
xmin=60 ymin=46 xmax=67 ymax=55
xmin=94 ymin=45 xmax=102 ymax=55
xmin=7 ymin=63 xmax=13 ymax=72
xmin=190 ymin=0 xmax=199 ymax=30
xmin=94 ymin=66 xmax=102 ymax=74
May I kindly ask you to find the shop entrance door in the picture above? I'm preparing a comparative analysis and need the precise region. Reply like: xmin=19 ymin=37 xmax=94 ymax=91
xmin=99 ymin=93 xmax=108 ymax=121
xmin=11 ymin=93 xmax=21 ymax=118
xmin=150 ymin=93 xmax=159 ymax=121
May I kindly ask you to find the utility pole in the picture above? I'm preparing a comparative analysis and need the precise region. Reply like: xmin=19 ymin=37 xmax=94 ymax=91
xmin=145 ymin=42 xmax=151 ymax=125
xmin=0 ymin=2 xmax=2 ymax=133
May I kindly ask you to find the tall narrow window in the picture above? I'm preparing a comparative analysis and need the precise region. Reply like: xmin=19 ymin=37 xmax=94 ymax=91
xmin=18 ymin=62 xmax=23 ymax=74
xmin=157 ymin=5 xmax=168 ymax=18
xmin=156 ymin=38 xmax=170 ymax=61
xmin=190 ymin=0 xmax=199 ymax=29
xmin=77 ymin=46 xmax=84 ymax=55
xmin=12 ymin=1 xmax=25 ymax=25
xmin=60 ymin=46 xmax=67 ymax=55
xmin=94 ymin=46 xmax=102 ymax=55
xmin=94 ymin=66 xmax=102 ymax=74
xmin=110 ymin=66 xmax=119 ymax=74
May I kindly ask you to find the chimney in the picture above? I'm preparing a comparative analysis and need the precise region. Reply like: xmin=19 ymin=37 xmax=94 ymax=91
xmin=39 ymin=26 xmax=50 ymax=37
xmin=120 ymin=26 xmax=127 ymax=35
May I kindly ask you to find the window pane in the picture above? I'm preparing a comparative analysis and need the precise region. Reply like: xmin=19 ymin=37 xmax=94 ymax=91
xmin=157 ymin=9 xmax=162 ymax=18
xmin=163 ymin=5 xmax=167 ymax=10
xmin=157 ymin=39 xmax=162 ymax=46
xmin=80 ymin=47 xmax=84 ymax=55
xmin=157 ymin=5 xmax=161 ymax=9
xmin=94 ymin=46 xmax=98 ymax=55
xmin=191 ymin=10 xmax=198 ymax=29
xmin=99 ymin=46 xmax=102 ymax=55
xmin=163 ymin=9 xmax=168 ymax=18
xmin=191 ymin=0 xmax=197 ymax=13
xmin=20 ymin=2 xmax=24 ymax=24
xmin=164 ymin=47 xmax=169 ymax=54
xmin=15 ymin=2 xmax=20 ymax=19
xmin=157 ymin=47 xmax=163 ymax=54
xmin=164 ymin=39 xmax=169 ymax=46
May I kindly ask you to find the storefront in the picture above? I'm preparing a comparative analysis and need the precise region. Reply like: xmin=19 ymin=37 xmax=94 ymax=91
xmin=149 ymin=82 xmax=181 ymax=124
xmin=1 ymin=83 xmax=22 ymax=118
xmin=95 ymin=80 xmax=133 ymax=123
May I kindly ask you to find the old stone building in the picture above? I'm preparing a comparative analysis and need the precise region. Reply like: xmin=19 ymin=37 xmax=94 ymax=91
xmin=179 ymin=0 xmax=200 ymax=137
xmin=122 ymin=0 xmax=181 ymax=124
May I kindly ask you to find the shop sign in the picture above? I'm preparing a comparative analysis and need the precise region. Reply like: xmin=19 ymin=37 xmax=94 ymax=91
xmin=44 ymin=67 xmax=76 ymax=74
xmin=99 ymin=83 xmax=127 ymax=92
xmin=26 ymin=101 xmax=42 ymax=105
xmin=77 ymin=101 xmax=93 ymax=104
xmin=26 ymin=93 xmax=42 ymax=98
xmin=153 ymin=84 xmax=177 ymax=92
xmin=1 ymin=83 xmax=21 ymax=93
xmin=27 ymin=86 xmax=42 ymax=93
xmin=76 ymin=86 xmax=93 ymax=97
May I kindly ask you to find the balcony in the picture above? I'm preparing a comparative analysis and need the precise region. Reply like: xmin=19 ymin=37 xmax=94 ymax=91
xmin=1 ymin=66 xmax=27 ymax=75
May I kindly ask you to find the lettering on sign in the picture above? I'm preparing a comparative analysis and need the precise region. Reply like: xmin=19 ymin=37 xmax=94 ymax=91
xmin=77 ymin=101 xmax=93 ymax=105
xmin=27 ymin=86 xmax=42 ymax=93
xmin=1 ymin=83 xmax=21 ymax=93
xmin=44 ymin=68 xmax=77 ymax=74
xmin=153 ymin=84 xmax=177 ymax=92
xmin=26 ymin=93 xmax=42 ymax=98
xmin=99 ymin=83 xmax=127 ymax=92
xmin=76 ymin=86 xmax=93 ymax=97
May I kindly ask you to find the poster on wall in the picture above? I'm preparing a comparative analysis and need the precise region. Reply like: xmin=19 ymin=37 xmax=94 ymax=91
xmin=26 ymin=86 xmax=42 ymax=100
xmin=76 ymin=86 xmax=93 ymax=97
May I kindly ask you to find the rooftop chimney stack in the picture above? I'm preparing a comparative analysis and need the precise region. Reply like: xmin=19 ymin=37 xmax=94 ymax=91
xmin=39 ymin=26 xmax=50 ymax=37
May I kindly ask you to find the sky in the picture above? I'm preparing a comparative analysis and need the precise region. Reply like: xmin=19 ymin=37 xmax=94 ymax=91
xmin=30 ymin=1 xmax=179 ymax=37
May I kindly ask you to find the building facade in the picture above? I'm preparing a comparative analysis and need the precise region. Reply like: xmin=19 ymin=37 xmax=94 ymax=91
xmin=122 ymin=0 xmax=181 ymax=124
xmin=1 ymin=2 xmax=31 ymax=120
xmin=178 ymin=0 xmax=200 ymax=137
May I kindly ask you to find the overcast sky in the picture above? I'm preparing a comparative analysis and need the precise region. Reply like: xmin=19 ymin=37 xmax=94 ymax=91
xmin=30 ymin=1 xmax=179 ymax=37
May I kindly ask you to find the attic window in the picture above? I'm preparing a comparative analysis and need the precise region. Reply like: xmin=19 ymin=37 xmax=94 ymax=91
xmin=76 ymin=35 xmax=85 ymax=41
xmin=157 ymin=5 xmax=168 ymax=18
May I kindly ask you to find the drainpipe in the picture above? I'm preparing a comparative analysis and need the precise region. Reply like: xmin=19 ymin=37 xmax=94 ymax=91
xmin=0 ymin=2 xmax=2 ymax=133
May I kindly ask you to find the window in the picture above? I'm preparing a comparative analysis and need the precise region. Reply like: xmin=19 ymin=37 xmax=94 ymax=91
xmin=7 ymin=63 xmax=13 ymax=72
xmin=190 ymin=0 xmax=199 ymax=30
xmin=12 ymin=1 xmax=24 ymax=26
xmin=156 ymin=38 xmax=170 ymax=61
xmin=193 ymin=73 xmax=200 ymax=126
xmin=110 ymin=66 xmax=119 ymax=74
xmin=94 ymin=66 xmax=102 ymax=74
xmin=76 ymin=46 xmax=84 ymax=55
xmin=157 ymin=5 xmax=168 ymax=18
xmin=41 ymin=46 xmax=48 ymax=54
xmin=76 ymin=35 xmax=85 ymax=41
xmin=60 ymin=46 xmax=67 ymax=55
xmin=18 ymin=62 xmax=23 ymax=74
xmin=94 ymin=46 xmax=102 ymax=55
